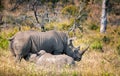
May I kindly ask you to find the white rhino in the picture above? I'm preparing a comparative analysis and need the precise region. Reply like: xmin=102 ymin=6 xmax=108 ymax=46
xmin=26 ymin=50 xmax=75 ymax=67
xmin=9 ymin=30 xmax=89 ymax=62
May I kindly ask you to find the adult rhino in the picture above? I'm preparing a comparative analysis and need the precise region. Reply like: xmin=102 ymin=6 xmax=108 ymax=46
xmin=9 ymin=30 xmax=89 ymax=62
xmin=26 ymin=50 xmax=75 ymax=68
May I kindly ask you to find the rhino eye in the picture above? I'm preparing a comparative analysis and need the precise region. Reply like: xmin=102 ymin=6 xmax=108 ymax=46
xmin=74 ymin=50 xmax=78 ymax=53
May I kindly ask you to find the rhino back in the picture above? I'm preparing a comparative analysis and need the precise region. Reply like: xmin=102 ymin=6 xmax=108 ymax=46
xmin=30 ymin=31 xmax=65 ymax=54
xmin=30 ymin=31 xmax=54 ymax=53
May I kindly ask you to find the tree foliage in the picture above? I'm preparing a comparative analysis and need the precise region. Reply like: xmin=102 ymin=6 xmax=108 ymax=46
xmin=0 ymin=0 xmax=4 ymax=11
xmin=62 ymin=5 xmax=78 ymax=16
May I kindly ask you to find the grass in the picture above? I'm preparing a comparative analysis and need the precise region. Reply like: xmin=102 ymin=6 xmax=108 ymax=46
xmin=0 ymin=27 xmax=120 ymax=76
xmin=0 ymin=1 xmax=120 ymax=75
xmin=0 ymin=48 xmax=120 ymax=76
xmin=91 ymin=40 xmax=103 ymax=51
xmin=0 ymin=21 xmax=120 ymax=76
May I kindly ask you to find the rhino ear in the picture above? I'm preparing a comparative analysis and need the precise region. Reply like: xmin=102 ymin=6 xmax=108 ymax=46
xmin=67 ymin=38 xmax=73 ymax=46
xmin=68 ymin=37 xmax=77 ymax=45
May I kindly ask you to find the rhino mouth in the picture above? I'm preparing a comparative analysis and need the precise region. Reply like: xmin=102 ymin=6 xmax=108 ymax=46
xmin=77 ymin=58 xmax=81 ymax=61
xmin=74 ymin=57 xmax=81 ymax=61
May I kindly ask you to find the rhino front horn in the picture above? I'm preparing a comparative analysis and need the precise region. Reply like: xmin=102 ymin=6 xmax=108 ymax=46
xmin=80 ymin=45 xmax=89 ymax=55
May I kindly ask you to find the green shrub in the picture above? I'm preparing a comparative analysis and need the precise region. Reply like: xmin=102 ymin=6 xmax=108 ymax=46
xmin=3 ymin=15 xmax=15 ymax=24
xmin=72 ymin=72 xmax=78 ymax=76
xmin=45 ymin=23 xmax=55 ymax=30
xmin=101 ymin=72 xmax=115 ymax=76
xmin=102 ymin=36 xmax=110 ymax=44
xmin=45 ymin=22 xmax=71 ymax=31
xmin=116 ymin=44 xmax=120 ymax=55
xmin=68 ymin=31 xmax=74 ymax=37
xmin=118 ymin=32 xmax=120 ymax=36
xmin=91 ymin=40 xmax=102 ymax=50
xmin=57 ymin=23 xmax=70 ymax=31
xmin=88 ymin=23 xmax=99 ymax=30
xmin=62 ymin=5 xmax=78 ymax=16
xmin=0 ymin=5 xmax=4 ymax=11
xmin=0 ymin=34 xmax=8 ymax=49
xmin=0 ymin=27 xmax=19 ymax=49
xmin=0 ymin=38 xmax=8 ymax=49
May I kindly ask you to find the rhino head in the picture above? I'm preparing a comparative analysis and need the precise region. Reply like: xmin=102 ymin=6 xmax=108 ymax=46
xmin=73 ymin=46 xmax=89 ymax=61
xmin=66 ymin=39 xmax=89 ymax=61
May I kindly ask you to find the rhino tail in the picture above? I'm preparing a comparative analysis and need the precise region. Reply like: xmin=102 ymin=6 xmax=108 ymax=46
xmin=9 ymin=37 xmax=16 ymax=57
xmin=8 ymin=36 xmax=15 ymax=41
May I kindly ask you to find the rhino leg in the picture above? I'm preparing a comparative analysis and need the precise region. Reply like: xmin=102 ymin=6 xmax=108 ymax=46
xmin=23 ymin=54 xmax=30 ymax=61
xmin=15 ymin=54 xmax=22 ymax=63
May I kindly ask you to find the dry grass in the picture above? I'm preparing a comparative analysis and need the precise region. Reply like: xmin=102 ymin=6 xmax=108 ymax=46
xmin=0 ymin=47 xmax=120 ymax=76
xmin=0 ymin=1 xmax=120 ymax=75
xmin=0 ymin=25 xmax=120 ymax=76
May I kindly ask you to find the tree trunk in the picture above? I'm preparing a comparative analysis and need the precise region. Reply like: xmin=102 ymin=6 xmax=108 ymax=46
xmin=100 ymin=0 xmax=109 ymax=33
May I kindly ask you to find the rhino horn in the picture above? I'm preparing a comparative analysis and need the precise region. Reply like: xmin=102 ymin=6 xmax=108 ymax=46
xmin=79 ymin=45 xmax=89 ymax=55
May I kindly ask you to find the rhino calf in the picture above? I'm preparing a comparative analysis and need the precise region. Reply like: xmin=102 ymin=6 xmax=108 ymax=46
xmin=27 ymin=50 xmax=75 ymax=68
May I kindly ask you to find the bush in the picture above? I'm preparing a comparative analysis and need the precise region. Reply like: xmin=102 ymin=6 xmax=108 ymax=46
xmin=3 ymin=15 xmax=15 ymax=24
xmin=58 ymin=23 xmax=70 ymax=31
xmin=102 ymin=36 xmax=110 ymax=44
xmin=91 ymin=40 xmax=102 ymax=50
xmin=62 ymin=5 xmax=78 ymax=16
xmin=0 ymin=36 xmax=8 ymax=49
xmin=0 ymin=5 xmax=4 ymax=11
xmin=0 ymin=27 xmax=19 ymax=49
xmin=45 ymin=23 xmax=55 ymax=31
xmin=45 ymin=21 xmax=71 ymax=31
xmin=88 ymin=23 xmax=99 ymax=30
xmin=101 ymin=72 xmax=115 ymax=76
xmin=116 ymin=44 xmax=120 ymax=55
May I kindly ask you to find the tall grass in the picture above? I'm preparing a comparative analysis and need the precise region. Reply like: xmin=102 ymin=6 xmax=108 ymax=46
xmin=0 ymin=24 xmax=120 ymax=76
xmin=0 ymin=48 xmax=119 ymax=76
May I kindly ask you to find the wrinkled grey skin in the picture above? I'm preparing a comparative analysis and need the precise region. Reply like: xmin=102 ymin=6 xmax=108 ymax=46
xmin=27 ymin=50 xmax=75 ymax=67
xmin=8 ymin=30 xmax=89 ymax=62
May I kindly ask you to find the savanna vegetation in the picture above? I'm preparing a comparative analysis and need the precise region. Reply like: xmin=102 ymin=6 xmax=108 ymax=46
xmin=0 ymin=0 xmax=120 ymax=76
